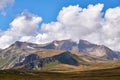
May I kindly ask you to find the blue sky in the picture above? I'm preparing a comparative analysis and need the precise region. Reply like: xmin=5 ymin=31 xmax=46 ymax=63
xmin=0 ymin=0 xmax=120 ymax=31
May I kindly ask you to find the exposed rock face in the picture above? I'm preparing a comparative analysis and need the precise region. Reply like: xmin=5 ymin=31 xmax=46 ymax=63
xmin=19 ymin=54 xmax=42 ymax=65
xmin=14 ymin=54 xmax=42 ymax=70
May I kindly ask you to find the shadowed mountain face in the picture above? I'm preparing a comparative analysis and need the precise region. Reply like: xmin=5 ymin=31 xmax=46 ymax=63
xmin=41 ymin=40 xmax=77 ymax=51
xmin=53 ymin=51 xmax=79 ymax=66
xmin=14 ymin=54 xmax=43 ymax=70
xmin=78 ymin=40 xmax=97 ymax=53
xmin=19 ymin=54 xmax=42 ymax=65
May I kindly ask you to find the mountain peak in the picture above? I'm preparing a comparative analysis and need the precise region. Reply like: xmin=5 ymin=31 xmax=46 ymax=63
xmin=10 ymin=41 xmax=38 ymax=49
xmin=79 ymin=40 xmax=96 ymax=45
xmin=12 ymin=41 xmax=27 ymax=48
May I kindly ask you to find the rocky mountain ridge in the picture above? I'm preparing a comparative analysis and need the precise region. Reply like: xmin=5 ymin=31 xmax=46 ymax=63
xmin=0 ymin=39 xmax=119 ymax=70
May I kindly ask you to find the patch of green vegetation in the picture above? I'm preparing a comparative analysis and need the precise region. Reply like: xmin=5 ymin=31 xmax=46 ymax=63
xmin=42 ymin=60 xmax=60 ymax=71
xmin=0 ymin=58 xmax=9 ymax=66
xmin=70 ymin=54 xmax=91 ymax=65
xmin=0 ymin=57 xmax=10 ymax=69
xmin=0 ymin=53 xmax=22 ymax=69
xmin=69 ymin=54 xmax=80 ymax=63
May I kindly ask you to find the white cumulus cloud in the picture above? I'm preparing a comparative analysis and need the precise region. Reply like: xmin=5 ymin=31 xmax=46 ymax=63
xmin=0 ymin=0 xmax=14 ymax=10
xmin=101 ymin=7 xmax=120 ymax=50
xmin=0 ymin=0 xmax=14 ymax=16
xmin=10 ymin=11 xmax=42 ymax=36
xmin=0 ymin=11 xmax=42 ymax=49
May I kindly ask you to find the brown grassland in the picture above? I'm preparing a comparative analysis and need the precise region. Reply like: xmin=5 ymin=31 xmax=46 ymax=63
xmin=0 ymin=66 xmax=120 ymax=80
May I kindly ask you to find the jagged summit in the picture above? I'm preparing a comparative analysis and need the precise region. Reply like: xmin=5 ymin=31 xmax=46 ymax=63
xmin=9 ymin=39 xmax=119 ymax=59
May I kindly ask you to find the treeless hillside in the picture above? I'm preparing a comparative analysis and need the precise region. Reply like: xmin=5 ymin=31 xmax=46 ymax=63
xmin=34 ymin=49 xmax=66 ymax=58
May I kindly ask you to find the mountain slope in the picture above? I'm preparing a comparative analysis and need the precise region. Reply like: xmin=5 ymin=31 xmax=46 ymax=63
xmin=0 ymin=41 xmax=42 ymax=70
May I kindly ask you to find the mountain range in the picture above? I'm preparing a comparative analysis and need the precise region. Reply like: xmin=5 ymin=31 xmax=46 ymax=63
xmin=0 ymin=39 xmax=119 ymax=71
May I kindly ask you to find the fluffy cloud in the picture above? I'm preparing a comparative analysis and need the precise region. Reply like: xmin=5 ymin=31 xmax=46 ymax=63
xmin=0 ymin=0 xmax=14 ymax=10
xmin=38 ymin=22 xmax=70 ymax=43
xmin=10 ymin=11 xmax=42 ymax=36
xmin=57 ymin=4 xmax=103 ymax=42
xmin=0 ymin=3 xmax=120 ymax=51
xmin=0 ymin=0 xmax=14 ymax=16
xmin=102 ymin=7 xmax=120 ymax=50
xmin=0 ymin=11 xmax=42 ymax=49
